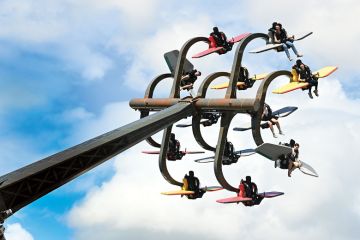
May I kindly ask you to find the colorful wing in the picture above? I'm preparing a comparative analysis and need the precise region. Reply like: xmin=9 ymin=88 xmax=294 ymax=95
xmin=211 ymin=81 xmax=245 ymax=90
xmin=192 ymin=46 xmax=224 ymax=58
xmin=272 ymin=82 xmax=309 ymax=94
xmin=194 ymin=156 xmax=215 ymax=163
xmin=233 ymin=122 xmax=268 ymax=132
xmin=161 ymin=190 xmax=194 ymax=195
xmin=313 ymin=66 xmax=338 ymax=78
xmin=142 ymin=151 xmax=160 ymax=154
xmin=211 ymin=72 xmax=266 ymax=90
xmin=258 ymin=191 xmax=284 ymax=198
xmin=176 ymin=123 xmax=192 ymax=128
xmin=234 ymin=149 xmax=256 ymax=156
xmin=249 ymin=72 xmax=268 ymax=81
xmin=217 ymin=196 xmax=252 ymax=204
xmin=181 ymin=151 xmax=205 ymax=154
xmin=228 ymin=33 xmax=251 ymax=43
xmin=272 ymin=106 xmax=298 ymax=118
xmin=255 ymin=143 xmax=292 ymax=161
xmin=233 ymin=126 xmax=251 ymax=131
xmin=249 ymin=43 xmax=283 ymax=54
xmin=202 ymin=186 xmax=223 ymax=192
xmin=299 ymin=160 xmax=319 ymax=177
xmin=294 ymin=32 xmax=313 ymax=41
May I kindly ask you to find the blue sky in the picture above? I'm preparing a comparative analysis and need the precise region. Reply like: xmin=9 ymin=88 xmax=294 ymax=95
xmin=1 ymin=1 xmax=360 ymax=240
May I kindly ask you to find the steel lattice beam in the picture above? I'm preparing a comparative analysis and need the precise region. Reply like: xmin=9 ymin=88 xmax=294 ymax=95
xmin=0 ymin=102 xmax=195 ymax=213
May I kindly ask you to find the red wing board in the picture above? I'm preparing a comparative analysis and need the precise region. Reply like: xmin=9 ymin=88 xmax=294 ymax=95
xmin=192 ymin=46 xmax=224 ymax=58
xmin=228 ymin=33 xmax=251 ymax=43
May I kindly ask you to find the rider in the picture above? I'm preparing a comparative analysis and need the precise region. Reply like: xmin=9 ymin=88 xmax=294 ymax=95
xmin=276 ymin=139 xmax=301 ymax=177
xmin=273 ymin=23 xmax=303 ymax=61
xmin=184 ymin=171 xmax=205 ymax=199
xmin=294 ymin=59 xmax=319 ymax=99
xmin=201 ymin=112 xmax=220 ymax=126
xmin=237 ymin=66 xmax=255 ymax=90
xmin=209 ymin=27 xmax=232 ymax=53
xmin=181 ymin=69 xmax=201 ymax=90
xmin=223 ymin=140 xmax=239 ymax=165
xmin=268 ymin=22 xmax=278 ymax=43
xmin=168 ymin=133 xmax=181 ymax=160
xmin=239 ymin=176 xmax=263 ymax=206
xmin=288 ymin=143 xmax=301 ymax=177
xmin=262 ymin=103 xmax=284 ymax=138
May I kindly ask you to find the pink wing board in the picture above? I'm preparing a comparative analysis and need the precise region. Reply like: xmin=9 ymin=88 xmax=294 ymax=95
xmin=216 ymin=196 xmax=252 ymax=204
xmin=258 ymin=191 xmax=284 ymax=198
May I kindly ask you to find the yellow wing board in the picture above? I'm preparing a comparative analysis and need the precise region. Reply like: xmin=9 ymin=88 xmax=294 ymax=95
xmin=211 ymin=82 xmax=245 ymax=90
xmin=274 ymin=66 xmax=338 ymax=94
xmin=313 ymin=66 xmax=338 ymax=78
xmin=210 ymin=73 xmax=267 ymax=90
xmin=250 ymin=73 xmax=268 ymax=80
xmin=272 ymin=82 xmax=309 ymax=94
xmin=161 ymin=190 xmax=194 ymax=195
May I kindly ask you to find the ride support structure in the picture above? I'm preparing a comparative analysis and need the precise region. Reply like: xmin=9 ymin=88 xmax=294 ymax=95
xmin=0 ymin=33 xmax=294 ymax=239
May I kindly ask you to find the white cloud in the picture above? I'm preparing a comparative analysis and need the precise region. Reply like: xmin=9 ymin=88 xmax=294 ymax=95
xmin=66 ymin=76 xmax=360 ymax=240
xmin=240 ymin=0 xmax=360 ymax=75
xmin=6 ymin=223 xmax=34 ymax=240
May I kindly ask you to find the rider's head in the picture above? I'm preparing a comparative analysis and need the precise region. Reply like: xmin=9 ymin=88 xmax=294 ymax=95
xmin=272 ymin=22 xmax=277 ymax=29
xmin=170 ymin=133 xmax=175 ymax=140
xmin=246 ymin=176 xmax=251 ymax=183
xmin=290 ymin=139 xmax=296 ymax=148
xmin=294 ymin=143 xmax=300 ymax=150
xmin=189 ymin=170 xmax=194 ymax=177
xmin=213 ymin=27 xmax=219 ymax=33
xmin=275 ymin=24 xmax=281 ymax=32
xmin=296 ymin=59 xmax=303 ymax=66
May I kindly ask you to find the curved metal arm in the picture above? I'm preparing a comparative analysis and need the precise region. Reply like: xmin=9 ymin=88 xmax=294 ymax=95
xmin=251 ymin=70 xmax=293 ymax=146
xmin=141 ymin=73 xmax=174 ymax=147
xmin=170 ymin=37 xmax=209 ymax=98
xmin=158 ymin=126 xmax=183 ymax=186
xmin=145 ymin=73 xmax=173 ymax=98
xmin=213 ymin=112 xmax=239 ymax=192
xmin=213 ymin=33 xmax=269 ymax=192
xmin=160 ymin=37 xmax=208 ymax=186
xmin=197 ymin=72 xmax=230 ymax=98
xmin=192 ymin=72 xmax=230 ymax=151
xmin=226 ymin=33 xmax=269 ymax=99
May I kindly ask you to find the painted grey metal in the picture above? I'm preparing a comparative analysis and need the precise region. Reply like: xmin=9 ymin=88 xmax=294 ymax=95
xmin=225 ymin=33 xmax=268 ymax=99
xmin=0 ymin=210 xmax=11 ymax=240
xmin=164 ymin=50 xmax=194 ymax=74
xmin=130 ymin=98 xmax=257 ymax=112
xmin=193 ymin=72 xmax=230 ymax=151
xmin=141 ymin=73 xmax=174 ymax=148
xmin=158 ymin=37 xmax=208 ymax=186
xmin=213 ymin=33 xmax=269 ymax=192
xmin=255 ymin=143 xmax=292 ymax=160
xmin=196 ymin=72 xmax=230 ymax=98
xmin=170 ymin=37 xmax=208 ymax=99
xmin=213 ymin=112 xmax=238 ymax=192
xmin=0 ymin=102 xmax=194 ymax=213
xmin=251 ymin=70 xmax=292 ymax=146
